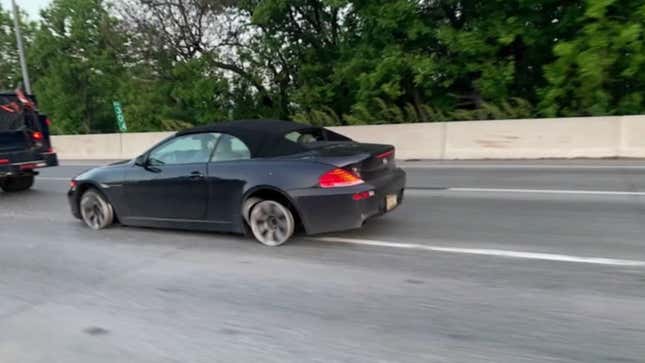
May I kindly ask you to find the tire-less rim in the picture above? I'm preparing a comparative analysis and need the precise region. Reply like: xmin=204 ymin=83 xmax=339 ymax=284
xmin=249 ymin=200 xmax=294 ymax=246
xmin=80 ymin=191 xmax=113 ymax=230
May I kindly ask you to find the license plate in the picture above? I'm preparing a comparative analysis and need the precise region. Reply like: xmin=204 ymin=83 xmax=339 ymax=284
xmin=386 ymin=194 xmax=398 ymax=211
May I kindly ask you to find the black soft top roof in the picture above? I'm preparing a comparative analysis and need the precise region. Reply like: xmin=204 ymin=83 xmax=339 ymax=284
xmin=178 ymin=119 xmax=351 ymax=157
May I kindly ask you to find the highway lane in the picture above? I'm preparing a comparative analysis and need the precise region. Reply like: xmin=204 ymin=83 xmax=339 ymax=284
xmin=403 ymin=161 xmax=645 ymax=191
xmin=1 ymin=161 xmax=644 ymax=362
xmin=47 ymin=159 xmax=645 ymax=191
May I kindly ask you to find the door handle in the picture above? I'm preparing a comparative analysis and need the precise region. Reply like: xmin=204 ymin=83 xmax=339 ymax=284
xmin=189 ymin=171 xmax=204 ymax=180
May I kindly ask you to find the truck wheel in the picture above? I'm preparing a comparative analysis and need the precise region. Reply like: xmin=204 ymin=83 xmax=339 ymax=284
xmin=0 ymin=175 xmax=35 ymax=192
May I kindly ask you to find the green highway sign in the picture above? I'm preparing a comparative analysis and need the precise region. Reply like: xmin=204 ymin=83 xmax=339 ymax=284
xmin=113 ymin=101 xmax=127 ymax=132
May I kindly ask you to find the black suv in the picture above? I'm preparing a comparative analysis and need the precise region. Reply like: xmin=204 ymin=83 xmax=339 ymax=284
xmin=0 ymin=90 xmax=58 ymax=192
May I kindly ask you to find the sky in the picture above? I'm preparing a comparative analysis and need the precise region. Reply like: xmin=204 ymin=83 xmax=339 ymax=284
xmin=1 ymin=0 xmax=50 ymax=18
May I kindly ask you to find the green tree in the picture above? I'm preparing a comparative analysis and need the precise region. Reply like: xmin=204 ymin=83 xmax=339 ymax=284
xmin=246 ymin=0 xmax=356 ymax=118
xmin=4 ymin=0 xmax=641 ymax=133
xmin=541 ymin=0 xmax=645 ymax=116
xmin=119 ymin=0 xmax=277 ymax=126
xmin=0 ymin=4 xmax=35 ymax=90
xmin=331 ymin=0 xmax=585 ymax=124
xmin=122 ymin=58 xmax=230 ymax=132
xmin=30 ymin=0 xmax=127 ymax=134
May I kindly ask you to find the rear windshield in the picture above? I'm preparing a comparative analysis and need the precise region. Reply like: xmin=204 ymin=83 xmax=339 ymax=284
xmin=283 ymin=128 xmax=352 ymax=146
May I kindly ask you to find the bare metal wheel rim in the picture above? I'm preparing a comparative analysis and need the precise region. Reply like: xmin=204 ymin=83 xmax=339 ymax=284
xmin=249 ymin=200 xmax=294 ymax=247
xmin=80 ymin=191 xmax=113 ymax=230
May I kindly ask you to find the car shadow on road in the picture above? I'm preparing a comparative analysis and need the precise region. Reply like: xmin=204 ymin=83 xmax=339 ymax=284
xmin=0 ymin=188 xmax=45 ymax=198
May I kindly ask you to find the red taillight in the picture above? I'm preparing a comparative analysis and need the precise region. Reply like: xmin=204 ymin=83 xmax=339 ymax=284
xmin=0 ymin=159 xmax=9 ymax=165
xmin=319 ymin=168 xmax=364 ymax=188
xmin=32 ymin=131 xmax=44 ymax=141
xmin=352 ymin=190 xmax=375 ymax=201
xmin=70 ymin=180 xmax=78 ymax=189
xmin=376 ymin=149 xmax=395 ymax=159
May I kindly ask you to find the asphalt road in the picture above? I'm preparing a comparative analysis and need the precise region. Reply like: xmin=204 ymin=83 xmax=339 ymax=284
xmin=1 ymin=160 xmax=645 ymax=362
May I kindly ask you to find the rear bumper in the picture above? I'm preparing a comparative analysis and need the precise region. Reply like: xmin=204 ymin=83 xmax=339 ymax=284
xmin=0 ymin=152 xmax=58 ymax=177
xmin=290 ymin=168 xmax=406 ymax=235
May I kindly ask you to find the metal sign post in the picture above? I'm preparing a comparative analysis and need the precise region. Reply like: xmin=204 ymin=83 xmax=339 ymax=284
xmin=11 ymin=0 xmax=31 ymax=94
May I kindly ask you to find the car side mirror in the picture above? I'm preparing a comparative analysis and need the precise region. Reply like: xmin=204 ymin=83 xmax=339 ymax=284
xmin=134 ymin=154 xmax=148 ymax=167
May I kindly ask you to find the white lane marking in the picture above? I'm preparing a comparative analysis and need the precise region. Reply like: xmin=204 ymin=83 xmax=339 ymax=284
xmin=38 ymin=177 xmax=70 ymax=181
xmin=403 ymin=164 xmax=645 ymax=170
xmin=446 ymin=187 xmax=645 ymax=196
xmin=315 ymin=237 xmax=645 ymax=266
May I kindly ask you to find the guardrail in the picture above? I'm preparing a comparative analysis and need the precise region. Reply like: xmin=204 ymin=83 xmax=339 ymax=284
xmin=51 ymin=115 xmax=645 ymax=160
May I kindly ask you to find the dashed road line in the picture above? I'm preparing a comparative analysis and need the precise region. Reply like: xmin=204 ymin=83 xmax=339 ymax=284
xmin=38 ymin=177 xmax=70 ymax=181
xmin=443 ymin=187 xmax=645 ymax=196
xmin=403 ymin=164 xmax=645 ymax=170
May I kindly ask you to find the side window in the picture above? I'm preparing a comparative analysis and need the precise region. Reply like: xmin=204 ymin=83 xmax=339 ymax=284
xmin=211 ymin=134 xmax=251 ymax=162
xmin=149 ymin=133 xmax=220 ymax=166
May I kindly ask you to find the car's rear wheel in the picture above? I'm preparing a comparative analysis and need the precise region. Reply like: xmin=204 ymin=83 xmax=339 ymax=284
xmin=249 ymin=200 xmax=295 ymax=247
xmin=0 ymin=175 xmax=34 ymax=192
xmin=80 ymin=189 xmax=114 ymax=230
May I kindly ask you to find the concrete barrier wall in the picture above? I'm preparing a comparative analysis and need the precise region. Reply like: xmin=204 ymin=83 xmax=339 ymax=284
xmin=621 ymin=117 xmax=645 ymax=158
xmin=444 ymin=116 xmax=622 ymax=159
xmin=51 ymin=115 xmax=645 ymax=160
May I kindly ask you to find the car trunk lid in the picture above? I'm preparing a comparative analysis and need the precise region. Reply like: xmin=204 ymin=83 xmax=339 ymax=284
xmin=304 ymin=142 xmax=396 ymax=181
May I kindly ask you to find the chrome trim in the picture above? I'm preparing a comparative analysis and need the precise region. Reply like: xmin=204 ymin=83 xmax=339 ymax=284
xmin=7 ymin=160 xmax=46 ymax=166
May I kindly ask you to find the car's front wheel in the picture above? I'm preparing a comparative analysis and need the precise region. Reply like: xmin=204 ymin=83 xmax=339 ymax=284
xmin=249 ymin=200 xmax=295 ymax=247
xmin=80 ymin=189 xmax=114 ymax=230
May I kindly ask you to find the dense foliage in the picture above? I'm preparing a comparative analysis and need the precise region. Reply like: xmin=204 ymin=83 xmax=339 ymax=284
xmin=0 ymin=0 xmax=643 ymax=134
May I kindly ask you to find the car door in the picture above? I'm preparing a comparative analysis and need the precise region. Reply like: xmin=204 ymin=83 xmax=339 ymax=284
xmin=206 ymin=133 xmax=252 ymax=226
xmin=124 ymin=132 xmax=220 ymax=222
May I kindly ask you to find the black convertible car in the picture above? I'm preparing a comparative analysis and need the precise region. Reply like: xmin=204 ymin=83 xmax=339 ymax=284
xmin=68 ymin=120 xmax=406 ymax=246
